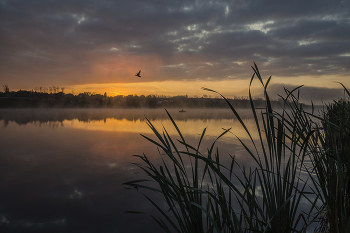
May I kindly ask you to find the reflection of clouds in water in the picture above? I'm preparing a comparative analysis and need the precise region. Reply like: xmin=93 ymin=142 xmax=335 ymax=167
xmin=125 ymin=166 xmax=138 ymax=171
xmin=69 ymin=189 xmax=83 ymax=199
xmin=1 ymin=215 xmax=10 ymax=224
xmin=2 ymin=108 xmax=300 ymax=231
xmin=107 ymin=162 xmax=117 ymax=168
xmin=255 ymin=186 xmax=263 ymax=198
xmin=0 ymin=114 xmax=181 ymax=232
xmin=0 ymin=215 xmax=66 ymax=228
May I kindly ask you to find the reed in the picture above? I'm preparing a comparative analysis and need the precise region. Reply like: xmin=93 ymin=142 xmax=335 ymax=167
xmin=296 ymin=93 xmax=350 ymax=232
xmin=124 ymin=63 xmax=349 ymax=232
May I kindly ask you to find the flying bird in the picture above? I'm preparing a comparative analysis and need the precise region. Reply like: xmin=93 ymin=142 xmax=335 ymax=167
xmin=135 ymin=70 xmax=141 ymax=77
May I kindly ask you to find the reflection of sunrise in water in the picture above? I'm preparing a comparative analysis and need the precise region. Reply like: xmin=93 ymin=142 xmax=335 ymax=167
xmin=0 ymin=109 xmax=261 ymax=232
xmin=0 ymin=108 xmax=316 ymax=232
xmin=64 ymin=117 xmax=259 ymax=142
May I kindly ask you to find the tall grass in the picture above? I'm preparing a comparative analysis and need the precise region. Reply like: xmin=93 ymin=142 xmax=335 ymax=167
xmin=293 ymin=92 xmax=350 ymax=232
xmin=124 ymin=63 xmax=349 ymax=232
xmin=274 ymin=82 xmax=350 ymax=232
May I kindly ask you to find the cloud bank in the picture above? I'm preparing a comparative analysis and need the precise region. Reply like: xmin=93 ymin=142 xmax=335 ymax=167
xmin=0 ymin=0 xmax=349 ymax=93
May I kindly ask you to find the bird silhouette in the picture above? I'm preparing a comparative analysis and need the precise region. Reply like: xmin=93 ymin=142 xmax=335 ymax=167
xmin=135 ymin=70 xmax=141 ymax=77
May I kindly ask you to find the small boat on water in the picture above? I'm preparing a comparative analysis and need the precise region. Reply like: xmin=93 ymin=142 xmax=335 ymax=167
xmin=179 ymin=109 xmax=186 ymax=113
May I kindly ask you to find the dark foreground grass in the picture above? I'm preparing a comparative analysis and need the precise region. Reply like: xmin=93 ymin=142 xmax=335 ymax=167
xmin=124 ymin=63 xmax=350 ymax=233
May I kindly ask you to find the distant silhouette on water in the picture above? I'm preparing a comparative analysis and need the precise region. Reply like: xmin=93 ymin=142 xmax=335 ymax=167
xmin=135 ymin=70 xmax=141 ymax=77
xmin=179 ymin=109 xmax=186 ymax=113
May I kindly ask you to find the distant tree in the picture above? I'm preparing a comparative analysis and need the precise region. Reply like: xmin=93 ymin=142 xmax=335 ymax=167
xmin=3 ymin=85 xmax=9 ymax=93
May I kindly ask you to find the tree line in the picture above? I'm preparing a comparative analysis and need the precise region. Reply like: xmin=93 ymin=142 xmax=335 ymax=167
xmin=0 ymin=86 xmax=297 ymax=109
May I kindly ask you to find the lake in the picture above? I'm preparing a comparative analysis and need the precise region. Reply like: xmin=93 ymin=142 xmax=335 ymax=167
xmin=0 ymin=108 xmax=312 ymax=232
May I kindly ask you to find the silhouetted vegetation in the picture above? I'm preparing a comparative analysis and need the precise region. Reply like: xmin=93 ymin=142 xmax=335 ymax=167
xmin=0 ymin=88 xmax=304 ymax=109
xmin=308 ymin=96 xmax=350 ymax=232
xmin=125 ymin=64 xmax=350 ymax=233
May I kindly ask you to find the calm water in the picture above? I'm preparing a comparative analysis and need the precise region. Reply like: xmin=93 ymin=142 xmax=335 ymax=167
xmin=0 ymin=109 xmax=311 ymax=232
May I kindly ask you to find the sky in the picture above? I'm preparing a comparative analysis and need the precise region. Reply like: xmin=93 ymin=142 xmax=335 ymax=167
xmin=1 ymin=0 xmax=349 ymax=102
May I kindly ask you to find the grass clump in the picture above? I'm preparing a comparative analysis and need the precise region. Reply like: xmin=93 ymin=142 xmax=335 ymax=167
xmin=305 ymin=97 xmax=350 ymax=232
xmin=124 ymin=63 xmax=350 ymax=233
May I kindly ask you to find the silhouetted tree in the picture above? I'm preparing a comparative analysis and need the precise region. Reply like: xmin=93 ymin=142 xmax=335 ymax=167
xmin=3 ymin=85 xmax=9 ymax=93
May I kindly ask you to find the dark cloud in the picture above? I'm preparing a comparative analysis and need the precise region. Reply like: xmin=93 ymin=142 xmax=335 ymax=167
xmin=0 ymin=0 xmax=349 ymax=90
xmin=268 ymin=84 xmax=348 ymax=104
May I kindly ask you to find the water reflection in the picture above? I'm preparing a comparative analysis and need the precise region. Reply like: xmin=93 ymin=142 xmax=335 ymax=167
xmin=0 ymin=118 xmax=164 ymax=232
xmin=0 ymin=108 xmax=253 ymax=125
xmin=0 ymin=108 xmax=297 ymax=232
xmin=0 ymin=109 xmax=260 ymax=142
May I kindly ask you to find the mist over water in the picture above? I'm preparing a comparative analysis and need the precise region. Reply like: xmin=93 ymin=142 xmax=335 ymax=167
xmin=0 ymin=108 xmax=254 ymax=124
xmin=0 ymin=108 xmax=314 ymax=232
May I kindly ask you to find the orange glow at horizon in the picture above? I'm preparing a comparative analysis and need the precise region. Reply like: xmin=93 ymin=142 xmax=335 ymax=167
xmin=65 ymin=73 xmax=350 ymax=98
